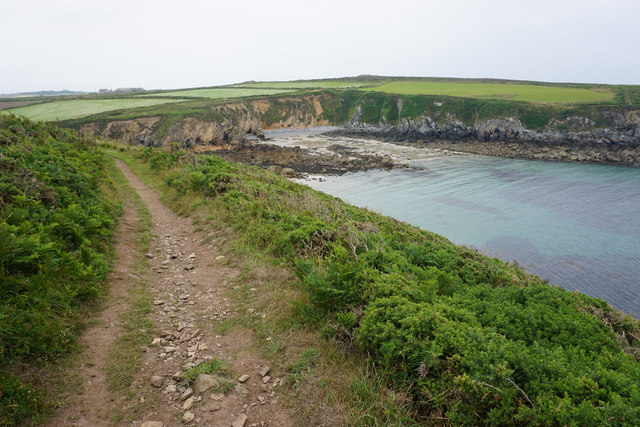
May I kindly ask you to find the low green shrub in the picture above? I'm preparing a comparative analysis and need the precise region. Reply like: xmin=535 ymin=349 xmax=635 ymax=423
xmin=0 ymin=115 xmax=119 ymax=424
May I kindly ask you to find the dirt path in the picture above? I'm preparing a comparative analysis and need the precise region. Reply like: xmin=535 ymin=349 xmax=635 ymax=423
xmin=48 ymin=159 xmax=294 ymax=426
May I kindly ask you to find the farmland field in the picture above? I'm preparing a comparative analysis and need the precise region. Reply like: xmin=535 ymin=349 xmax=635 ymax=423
xmin=139 ymin=87 xmax=294 ymax=98
xmin=0 ymin=100 xmax=39 ymax=110
xmin=235 ymin=81 xmax=374 ymax=89
xmin=365 ymin=81 xmax=615 ymax=103
xmin=4 ymin=98 xmax=186 ymax=121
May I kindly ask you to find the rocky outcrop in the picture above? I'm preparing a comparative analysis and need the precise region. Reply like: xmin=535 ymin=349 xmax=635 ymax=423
xmin=336 ymin=109 xmax=640 ymax=164
xmin=79 ymin=95 xmax=330 ymax=149
xmin=80 ymin=116 xmax=162 ymax=146
xmin=344 ymin=109 xmax=640 ymax=145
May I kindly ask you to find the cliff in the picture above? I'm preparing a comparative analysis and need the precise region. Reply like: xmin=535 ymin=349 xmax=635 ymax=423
xmin=76 ymin=91 xmax=640 ymax=165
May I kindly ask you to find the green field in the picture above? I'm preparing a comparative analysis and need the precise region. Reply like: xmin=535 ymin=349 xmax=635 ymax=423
xmin=139 ymin=87 xmax=294 ymax=99
xmin=235 ymin=80 xmax=374 ymax=89
xmin=4 ymin=98 xmax=186 ymax=121
xmin=365 ymin=81 xmax=615 ymax=103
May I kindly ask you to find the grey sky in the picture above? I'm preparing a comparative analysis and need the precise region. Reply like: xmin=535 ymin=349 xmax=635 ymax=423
xmin=1 ymin=0 xmax=639 ymax=93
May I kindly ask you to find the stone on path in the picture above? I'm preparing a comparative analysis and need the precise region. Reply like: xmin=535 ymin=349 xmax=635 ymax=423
xmin=141 ymin=422 xmax=164 ymax=427
xmin=259 ymin=366 xmax=270 ymax=377
xmin=182 ymin=396 xmax=195 ymax=410
xmin=193 ymin=373 xmax=219 ymax=394
xmin=150 ymin=375 xmax=163 ymax=387
xmin=204 ymin=401 xmax=222 ymax=412
xmin=238 ymin=374 xmax=250 ymax=383
xmin=181 ymin=388 xmax=193 ymax=400
xmin=234 ymin=383 xmax=249 ymax=398
xmin=232 ymin=413 xmax=248 ymax=427
xmin=182 ymin=411 xmax=195 ymax=423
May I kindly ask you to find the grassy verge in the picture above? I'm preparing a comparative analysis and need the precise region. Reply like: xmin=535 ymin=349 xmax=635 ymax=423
xmin=0 ymin=116 xmax=120 ymax=425
xmin=111 ymin=146 xmax=640 ymax=425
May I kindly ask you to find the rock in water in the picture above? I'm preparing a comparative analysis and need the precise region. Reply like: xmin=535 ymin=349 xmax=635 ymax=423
xmin=193 ymin=373 xmax=219 ymax=394
xmin=280 ymin=167 xmax=296 ymax=177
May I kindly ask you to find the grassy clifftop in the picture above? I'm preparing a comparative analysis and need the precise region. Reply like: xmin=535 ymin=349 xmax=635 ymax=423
xmin=319 ymin=89 xmax=623 ymax=130
xmin=3 ymin=77 xmax=639 ymax=134
xmin=128 ymin=146 xmax=640 ymax=425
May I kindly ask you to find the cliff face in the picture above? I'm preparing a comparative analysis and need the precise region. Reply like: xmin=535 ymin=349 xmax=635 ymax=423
xmin=345 ymin=106 xmax=640 ymax=145
xmin=80 ymin=116 xmax=162 ymax=146
xmin=338 ymin=105 xmax=640 ymax=164
xmin=80 ymin=96 xmax=329 ymax=148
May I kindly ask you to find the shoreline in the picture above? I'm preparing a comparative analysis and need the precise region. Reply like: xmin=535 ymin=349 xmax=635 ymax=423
xmin=325 ymin=127 xmax=640 ymax=166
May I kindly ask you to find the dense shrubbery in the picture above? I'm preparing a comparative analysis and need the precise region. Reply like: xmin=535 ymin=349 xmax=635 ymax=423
xmin=140 ymin=147 xmax=640 ymax=425
xmin=0 ymin=115 xmax=118 ymax=424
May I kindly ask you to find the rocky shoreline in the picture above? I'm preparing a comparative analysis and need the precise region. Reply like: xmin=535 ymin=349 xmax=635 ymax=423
xmin=326 ymin=126 xmax=640 ymax=165
xmin=192 ymin=138 xmax=396 ymax=177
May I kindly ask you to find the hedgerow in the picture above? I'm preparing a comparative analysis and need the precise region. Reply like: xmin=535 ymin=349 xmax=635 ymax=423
xmin=0 ymin=115 xmax=119 ymax=424
xmin=139 ymin=147 xmax=640 ymax=425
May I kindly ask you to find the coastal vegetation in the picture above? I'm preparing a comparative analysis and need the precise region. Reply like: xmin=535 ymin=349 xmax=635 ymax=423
xmin=0 ymin=116 xmax=119 ymax=424
xmin=123 ymin=145 xmax=640 ymax=425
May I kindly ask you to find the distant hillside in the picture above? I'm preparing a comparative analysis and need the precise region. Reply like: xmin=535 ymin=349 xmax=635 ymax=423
xmin=0 ymin=90 xmax=87 ymax=98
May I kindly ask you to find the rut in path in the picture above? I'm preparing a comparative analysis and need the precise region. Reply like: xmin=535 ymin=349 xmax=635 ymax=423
xmin=49 ymin=159 xmax=294 ymax=426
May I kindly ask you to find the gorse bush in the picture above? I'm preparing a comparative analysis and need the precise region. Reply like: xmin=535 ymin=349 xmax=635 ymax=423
xmin=139 ymin=147 xmax=640 ymax=425
xmin=0 ymin=115 xmax=118 ymax=424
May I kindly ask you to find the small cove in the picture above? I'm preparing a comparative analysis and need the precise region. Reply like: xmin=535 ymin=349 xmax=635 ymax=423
xmin=297 ymin=153 xmax=640 ymax=316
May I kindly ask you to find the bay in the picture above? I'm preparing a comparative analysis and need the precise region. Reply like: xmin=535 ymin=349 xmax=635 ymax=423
xmin=300 ymin=155 xmax=640 ymax=316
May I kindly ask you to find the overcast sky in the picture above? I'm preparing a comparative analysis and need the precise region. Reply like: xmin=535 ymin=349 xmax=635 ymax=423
xmin=1 ymin=0 xmax=639 ymax=93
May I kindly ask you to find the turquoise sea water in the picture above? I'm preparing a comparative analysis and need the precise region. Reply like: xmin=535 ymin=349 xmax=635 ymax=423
xmin=303 ymin=155 xmax=640 ymax=316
